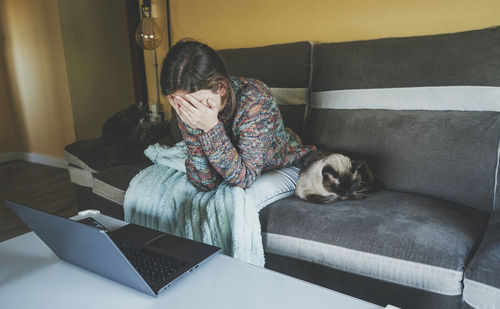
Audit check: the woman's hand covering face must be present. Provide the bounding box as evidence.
[169,94,220,133]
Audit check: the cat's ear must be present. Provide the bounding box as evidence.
[351,159,365,172]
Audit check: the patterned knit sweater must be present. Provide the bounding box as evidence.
[176,76,316,191]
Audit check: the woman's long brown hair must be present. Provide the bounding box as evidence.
[160,39,235,120]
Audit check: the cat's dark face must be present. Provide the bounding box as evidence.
[321,162,363,197]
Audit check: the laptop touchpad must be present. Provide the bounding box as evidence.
[147,235,189,253]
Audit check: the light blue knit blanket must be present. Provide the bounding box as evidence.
[123,141,265,267]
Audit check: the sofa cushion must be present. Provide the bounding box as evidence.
[260,190,489,295]
[218,41,312,137]
[307,26,500,213]
[64,138,148,173]
[463,211,500,308]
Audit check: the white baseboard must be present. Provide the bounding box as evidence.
[0,151,68,169]
[0,152,19,163]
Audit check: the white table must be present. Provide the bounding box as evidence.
[0,213,386,309]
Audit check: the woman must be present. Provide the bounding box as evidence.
[160,39,316,191]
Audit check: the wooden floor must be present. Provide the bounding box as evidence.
[0,160,78,242]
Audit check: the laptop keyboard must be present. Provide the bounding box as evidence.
[114,240,190,285]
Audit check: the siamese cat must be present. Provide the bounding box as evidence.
[295,150,382,204]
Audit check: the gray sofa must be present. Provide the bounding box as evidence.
[64,26,500,309]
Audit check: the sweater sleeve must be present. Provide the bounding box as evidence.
[198,94,275,189]
[176,115,222,191]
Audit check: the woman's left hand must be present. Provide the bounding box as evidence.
[174,95,219,133]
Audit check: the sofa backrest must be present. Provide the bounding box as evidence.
[305,26,500,213]
[218,41,312,137]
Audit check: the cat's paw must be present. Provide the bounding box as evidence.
[350,193,366,200]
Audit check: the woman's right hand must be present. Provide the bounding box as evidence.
[168,95,219,133]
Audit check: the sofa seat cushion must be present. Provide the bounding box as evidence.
[260,190,489,295]
[64,138,148,173]
[463,211,500,308]
[92,161,153,206]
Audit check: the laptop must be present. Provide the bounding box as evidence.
[5,200,220,297]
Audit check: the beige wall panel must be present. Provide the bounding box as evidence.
[58,0,136,141]
[0,51,19,153]
[2,0,75,158]
[0,0,23,153]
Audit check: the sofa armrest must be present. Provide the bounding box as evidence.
[463,211,500,308]
[64,138,150,173]
[64,112,184,173]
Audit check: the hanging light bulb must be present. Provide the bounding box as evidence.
[135,0,162,50]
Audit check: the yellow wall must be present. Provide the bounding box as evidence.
[1,0,75,158]
[169,0,500,50]
[0,46,20,153]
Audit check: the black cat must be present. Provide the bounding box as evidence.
[101,102,173,146]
